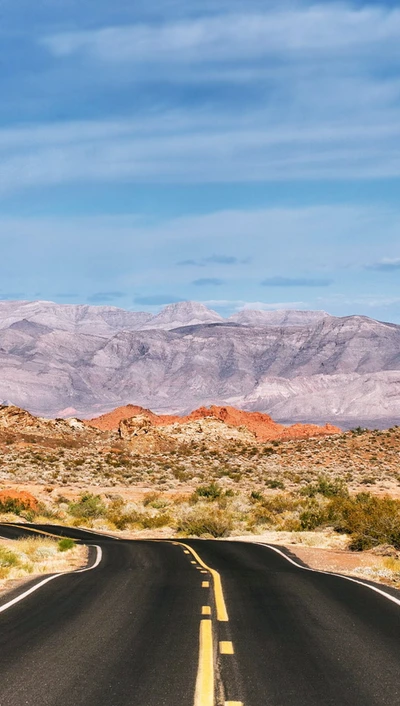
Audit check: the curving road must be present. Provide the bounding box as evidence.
[0,523,399,706]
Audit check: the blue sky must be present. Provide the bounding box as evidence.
[1,0,400,320]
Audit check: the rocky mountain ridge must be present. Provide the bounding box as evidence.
[0,299,399,426]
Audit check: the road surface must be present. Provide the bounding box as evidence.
[0,522,399,706]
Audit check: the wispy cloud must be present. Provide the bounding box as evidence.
[261,276,333,287]
[239,301,307,311]
[0,5,397,193]
[203,299,308,311]
[87,291,126,303]
[192,278,224,286]
[178,254,245,266]
[365,258,400,272]
[42,7,400,64]
[177,259,204,267]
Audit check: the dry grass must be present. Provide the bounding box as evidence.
[0,537,86,590]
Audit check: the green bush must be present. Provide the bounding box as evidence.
[300,476,348,499]
[0,498,30,515]
[68,493,106,519]
[194,483,223,501]
[327,493,400,550]
[0,546,20,567]
[266,479,285,490]
[299,504,328,530]
[250,490,264,502]
[58,538,75,552]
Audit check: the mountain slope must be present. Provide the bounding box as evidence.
[0,300,399,424]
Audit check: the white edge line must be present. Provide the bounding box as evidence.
[0,544,102,614]
[258,543,400,608]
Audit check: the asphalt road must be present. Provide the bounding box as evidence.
[0,523,399,706]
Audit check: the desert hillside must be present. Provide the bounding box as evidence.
[2,402,400,586]
[0,403,398,498]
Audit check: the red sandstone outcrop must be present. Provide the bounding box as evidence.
[87,403,340,441]
[0,489,39,511]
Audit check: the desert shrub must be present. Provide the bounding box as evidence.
[193,483,223,501]
[266,479,285,490]
[143,492,169,509]
[328,493,400,550]
[58,538,75,552]
[0,498,31,515]
[0,546,20,568]
[177,508,233,537]
[300,476,348,499]
[140,513,171,529]
[261,494,299,515]
[249,507,274,526]
[299,503,328,530]
[250,490,264,502]
[68,493,106,519]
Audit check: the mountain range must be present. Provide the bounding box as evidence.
[0,299,399,428]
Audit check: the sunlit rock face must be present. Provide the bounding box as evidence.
[0,300,399,427]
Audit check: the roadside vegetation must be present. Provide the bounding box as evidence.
[3,479,400,555]
[0,536,86,589]
[2,423,400,587]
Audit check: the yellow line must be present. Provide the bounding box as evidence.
[191,560,197,564]
[225,702,243,705]
[220,641,234,655]
[178,542,229,622]
[202,581,210,588]
[195,620,214,706]
[202,605,211,615]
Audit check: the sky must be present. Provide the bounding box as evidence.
[1,0,400,321]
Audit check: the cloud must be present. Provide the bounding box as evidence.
[42,7,400,64]
[365,258,400,272]
[133,294,184,305]
[239,301,307,311]
[87,291,126,303]
[192,278,225,286]
[1,108,400,193]
[178,254,242,266]
[0,3,398,193]
[202,299,307,311]
[177,259,204,267]
[205,255,239,265]
[261,276,333,287]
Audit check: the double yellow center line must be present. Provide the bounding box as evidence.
[174,541,243,706]
[178,542,229,622]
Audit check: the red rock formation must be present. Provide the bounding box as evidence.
[86,405,159,431]
[86,403,341,441]
[0,489,39,511]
